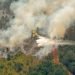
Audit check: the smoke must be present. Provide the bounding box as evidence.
[0,0,6,3]
[0,0,75,58]
[0,0,62,47]
[35,0,75,58]
[34,45,53,59]
[48,3,75,39]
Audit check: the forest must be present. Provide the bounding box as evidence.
[0,0,75,75]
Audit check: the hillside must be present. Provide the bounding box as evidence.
[0,0,75,75]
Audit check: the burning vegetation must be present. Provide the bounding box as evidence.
[0,0,75,75]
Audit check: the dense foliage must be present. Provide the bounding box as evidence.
[59,46,75,75]
[28,58,68,75]
[0,52,40,75]
[0,52,69,75]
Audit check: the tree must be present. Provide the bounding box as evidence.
[29,59,68,75]
[14,63,23,72]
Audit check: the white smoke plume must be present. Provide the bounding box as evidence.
[35,35,75,58]
[0,0,47,47]
[0,0,75,58]
[48,0,75,38]
[34,45,53,59]
[48,5,75,39]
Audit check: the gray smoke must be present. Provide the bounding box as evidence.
[0,0,75,58]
